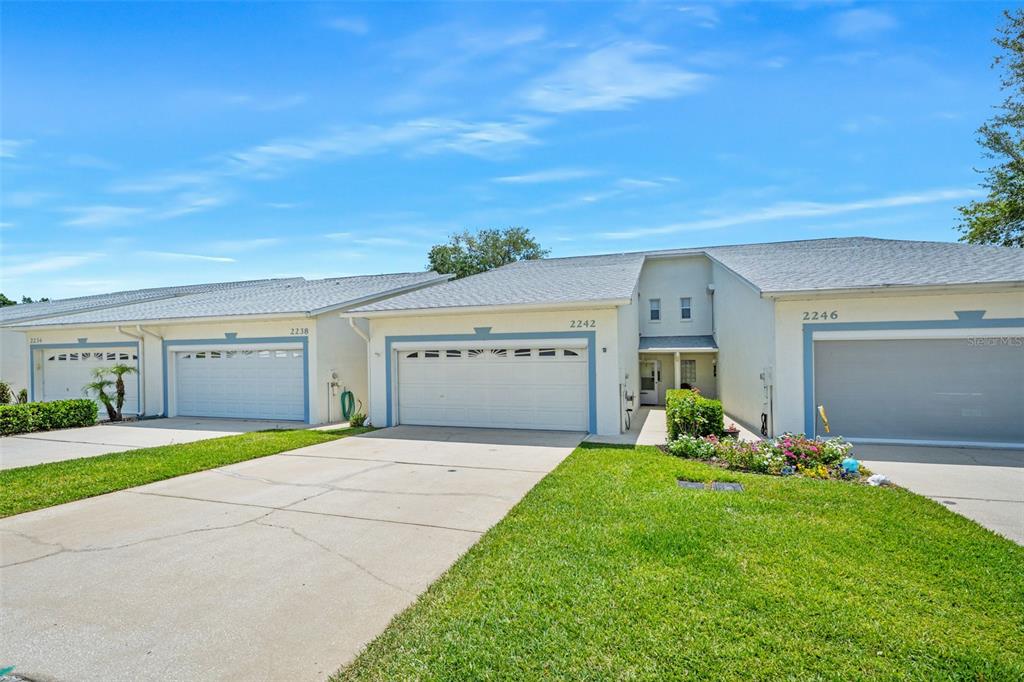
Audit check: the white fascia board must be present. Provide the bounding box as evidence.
[14,311,311,330]
[639,347,718,353]
[763,281,1024,300]
[340,298,631,318]
[702,254,766,297]
[813,327,1024,341]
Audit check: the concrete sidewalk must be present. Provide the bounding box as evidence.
[0,417,341,470]
[858,443,1024,544]
[0,425,581,681]
[586,407,761,446]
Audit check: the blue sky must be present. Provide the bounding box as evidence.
[0,1,1007,299]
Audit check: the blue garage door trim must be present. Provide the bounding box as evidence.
[802,310,1024,436]
[385,327,598,433]
[29,340,140,404]
[161,335,310,423]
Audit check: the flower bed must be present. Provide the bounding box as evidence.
[666,432,872,481]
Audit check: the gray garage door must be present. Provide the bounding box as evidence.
[813,338,1024,445]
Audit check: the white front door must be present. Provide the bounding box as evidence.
[174,347,305,421]
[639,359,660,405]
[397,346,588,431]
[42,348,140,415]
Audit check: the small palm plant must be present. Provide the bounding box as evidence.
[84,369,118,421]
[109,364,137,418]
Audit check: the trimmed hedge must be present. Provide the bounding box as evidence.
[665,389,724,439]
[0,399,98,436]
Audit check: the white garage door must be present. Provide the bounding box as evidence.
[42,349,139,414]
[814,338,1024,445]
[397,346,588,431]
[174,348,305,421]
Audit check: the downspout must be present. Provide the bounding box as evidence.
[116,326,146,416]
[348,316,370,343]
[137,326,165,417]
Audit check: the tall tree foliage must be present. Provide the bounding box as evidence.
[958,9,1024,247]
[427,227,549,279]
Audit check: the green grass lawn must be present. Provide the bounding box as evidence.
[338,443,1024,681]
[0,426,373,518]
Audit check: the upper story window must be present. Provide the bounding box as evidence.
[649,298,661,321]
[680,297,692,320]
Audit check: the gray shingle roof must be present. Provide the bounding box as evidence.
[639,335,718,351]
[702,237,1024,293]
[351,253,646,313]
[13,272,447,327]
[351,237,1024,314]
[0,278,298,324]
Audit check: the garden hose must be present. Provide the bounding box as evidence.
[340,390,355,421]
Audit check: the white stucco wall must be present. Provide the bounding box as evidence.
[616,294,640,430]
[772,288,1024,436]
[711,263,775,435]
[1,329,30,395]
[364,306,623,434]
[637,255,714,337]
[20,317,340,423]
[314,313,370,424]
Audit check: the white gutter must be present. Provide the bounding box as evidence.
[340,298,631,319]
[762,280,1024,300]
[348,317,370,343]
[116,326,146,416]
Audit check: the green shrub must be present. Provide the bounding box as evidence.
[666,434,716,459]
[0,399,98,436]
[0,381,12,404]
[665,389,724,439]
[349,412,367,427]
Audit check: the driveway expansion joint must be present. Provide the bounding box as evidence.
[129,490,486,535]
[280,451,552,473]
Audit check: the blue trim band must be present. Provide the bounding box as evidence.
[384,328,598,433]
[29,341,140,404]
[802,312,1024,436]
[161,336,310,423]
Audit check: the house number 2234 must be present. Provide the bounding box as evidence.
[802,311,839,321]
[569,319,596,328]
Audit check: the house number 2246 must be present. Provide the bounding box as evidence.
[802,311,839,321]
[569,319,596,328]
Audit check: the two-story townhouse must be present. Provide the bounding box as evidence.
[346,237,1024,448]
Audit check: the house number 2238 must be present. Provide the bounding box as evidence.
[569,319,596,328]
[802,311,839,321]
[290,327,309,335]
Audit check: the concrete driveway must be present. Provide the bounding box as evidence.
[0,417,320,470]
[858,444,1024,544]
[0,425,581,681]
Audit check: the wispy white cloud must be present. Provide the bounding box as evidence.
[600,188,981,239]
[177,90,308,112]
[154,193,228,219]
[494,168,599,184]
[352,237,415,247]
[0,221,15,230]
[114,117,546,196]
[62,205,146,227]
[522,43,706,113]
[0,139,32,159]
[676,5,720,29]
[324,231,351,240]
[139,251,236,263]
[326,17,369,35]
[207,237,282,252]
[840,115,886,134]
[266,202,300,209]
[833,9,898,40]
[66,153,117,170]
[5,190,56,208]
[4,254,99,277]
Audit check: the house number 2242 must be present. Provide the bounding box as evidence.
[802,311,839,321]
[569,319,596,328]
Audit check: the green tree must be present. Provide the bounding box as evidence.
[958,9,1024,247]
[427,227,549,279]
[108,364,137,417]
[84,371,118,421]
[20,296,50,304]
[0,294,16,307]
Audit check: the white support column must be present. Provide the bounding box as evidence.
[673,352,681,390]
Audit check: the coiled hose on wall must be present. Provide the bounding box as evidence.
[340,390,355,421]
